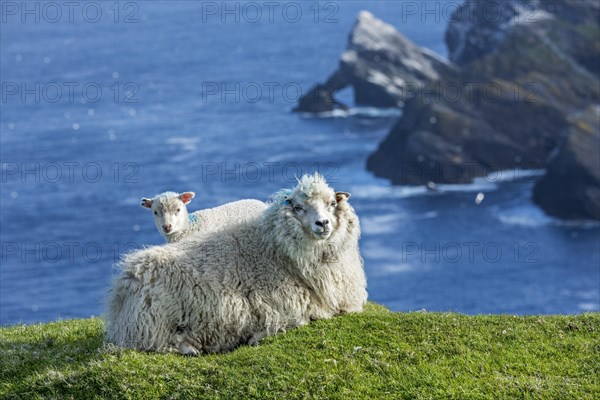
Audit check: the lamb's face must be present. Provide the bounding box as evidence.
[141,192,194,238]
[287,190,350,241]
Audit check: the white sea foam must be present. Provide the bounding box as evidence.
[166,137,202,162]
[361,213,402,235]
[362,241,403,260]
[478,168,546,183]
[373,263,416,275]
[495,204,600,228]
[298,107,401,119]
[166,136,201,152]
[349,184,429,199]
[351,170,543,201]
[419,211,438,219]
[496,212,553,227]
[434,169,544,191]
[350,107,402,117]
[435,181,498,192]
[578,302,600,312]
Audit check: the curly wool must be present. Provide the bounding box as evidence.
[105,175,367,354]
[169,199,267,243]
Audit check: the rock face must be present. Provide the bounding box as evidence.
[364,0,600,218]
[446,0,545,66]
[298,1,599,218]
[293,11,455,113]
[293,68,350,113]
[533,107,600,220]
[366,81,570,184]
[446,0,600,74]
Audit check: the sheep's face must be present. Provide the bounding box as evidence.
[287,190,350,241]
[141,192,194,238]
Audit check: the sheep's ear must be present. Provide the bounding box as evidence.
[179,192,195,204]
[141,198,153,209]
[335,192,350,204]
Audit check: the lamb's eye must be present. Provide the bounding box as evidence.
[154,211,158,216]
[330,201,336,207]
[294,205,303,212]
[176,208,180,213]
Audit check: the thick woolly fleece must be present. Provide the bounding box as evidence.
[167,199,267,243]
[105,175,367,354]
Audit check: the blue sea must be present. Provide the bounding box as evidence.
[1,1,599,325]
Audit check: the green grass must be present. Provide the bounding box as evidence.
[1,303,599,399]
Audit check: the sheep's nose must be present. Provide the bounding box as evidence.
[163,224,172,232]
[315,219,329,227]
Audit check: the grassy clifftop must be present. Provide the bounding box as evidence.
[1,303,598,399]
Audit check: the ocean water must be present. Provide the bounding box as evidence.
[1,1,598,325]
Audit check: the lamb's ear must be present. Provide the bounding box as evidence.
[179,192,195,204]
[141,198,153,209]
[335,192,351,204]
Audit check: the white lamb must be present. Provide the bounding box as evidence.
[106,173,367,355]
[140,191,267,242]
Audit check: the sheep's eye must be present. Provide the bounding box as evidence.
[154,211,158,216]
[330,201,337,207]
[293,205,303,212]
[176,208,180,213]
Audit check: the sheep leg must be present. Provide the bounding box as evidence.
[170,328,201,356]
[179,341,200,356]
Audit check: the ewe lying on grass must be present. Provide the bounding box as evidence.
[141,191,266,242]
[106,173,367,354]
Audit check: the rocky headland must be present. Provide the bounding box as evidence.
[296,0,600,219]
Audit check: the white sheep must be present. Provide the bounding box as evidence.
[140,191,267,242]
[105,173,367,355]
